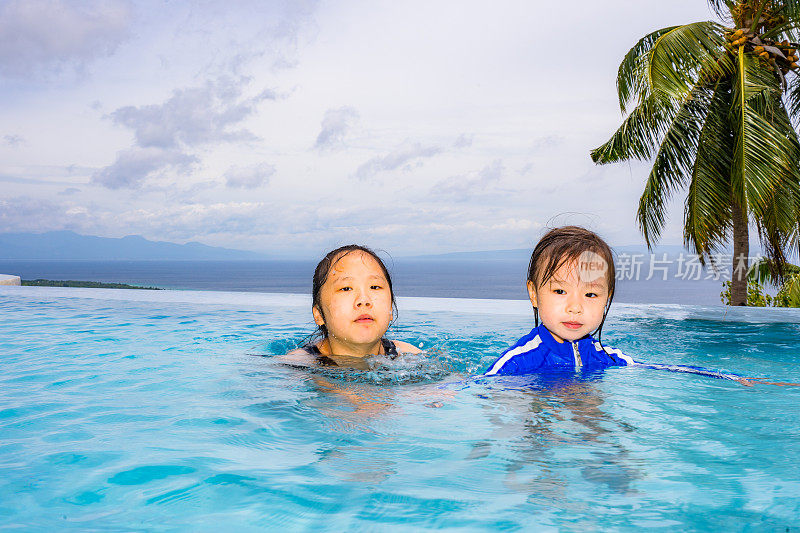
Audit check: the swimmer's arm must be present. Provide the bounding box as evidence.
[746,378,800,387]
[392,340,423,354]
[632,362,753,386]
[274,349,315,368]
[633,362,800,387]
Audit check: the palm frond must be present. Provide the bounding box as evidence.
[617,26,680,113]
[755,189,793,277]
[775,0,800,23]
[752,98,800,275]
[788,179,800,255]
[760,19,800,41]
[684,176,732,259]
[683,80,735,259]
[648,21,727,98]
[782,274,800,306]
[706,0,736,20]
[731,47,800,220]
[747,257,800,284]
[591,94,678,164]
[749,257,800,308]
[636,84,717,247]
[785,72,800,119]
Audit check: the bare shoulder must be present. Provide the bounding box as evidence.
[274,349,315,367]
[392,340,422,354]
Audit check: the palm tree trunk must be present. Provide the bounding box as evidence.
[731,200,749,306]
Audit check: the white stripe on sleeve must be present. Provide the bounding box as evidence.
[485,336,542,375]
[594,341,635,365]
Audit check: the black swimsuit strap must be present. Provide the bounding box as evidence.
[304,343,321,355]
[381,338,399,357]
[303,338,398,365]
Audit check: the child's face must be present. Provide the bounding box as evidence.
[528,258,610,343]
[313,251,393,354]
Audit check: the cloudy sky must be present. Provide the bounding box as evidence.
[0,0,718,257]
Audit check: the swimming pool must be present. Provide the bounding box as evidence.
[2,286,799,530]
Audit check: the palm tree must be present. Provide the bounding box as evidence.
[748,257,800,305]
[592,0,800,305]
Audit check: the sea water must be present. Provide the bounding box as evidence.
[0,258,726,305]
[1,286,799,530]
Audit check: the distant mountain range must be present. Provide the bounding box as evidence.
[0,231,267,260]
[0,230,724,262]
[400,244,694,262]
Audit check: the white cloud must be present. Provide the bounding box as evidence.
[225,163,276,189]
[109,78,273,149]
[430,159,506,201]
[1,1,714,254]
[0,165,92,186]
[0,196,86,232]
[453,134,473,148]
[122,202,271,238]
[354,142,443,181]
[94,78,276,189]
[92,147,197,189]
[314,106,359,151]
[0,188,649,256]
[531,135,563,151]
[0,0,132,78]
[0,196,275,240]
[3,134,25,146]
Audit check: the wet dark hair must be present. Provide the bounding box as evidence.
[310,244,397,341]
[527,226,615,339]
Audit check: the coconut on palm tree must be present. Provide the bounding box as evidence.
[592,0,800,305]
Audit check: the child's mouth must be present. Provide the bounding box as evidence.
[562,321,583,329]
[355,315,374,323]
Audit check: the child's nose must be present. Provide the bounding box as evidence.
[566,295,582,314]
[355,289,372,307]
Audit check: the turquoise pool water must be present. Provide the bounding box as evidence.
[1,286,800,530]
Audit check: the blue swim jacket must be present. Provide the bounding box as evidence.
[484,324,746,382]
[484,324,632,376]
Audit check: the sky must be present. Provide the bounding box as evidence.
[0,0,721,258]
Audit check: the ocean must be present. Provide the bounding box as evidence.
[0,259,727,305]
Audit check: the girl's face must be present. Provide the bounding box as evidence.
[528,258,610,343]
[312,251,393,355]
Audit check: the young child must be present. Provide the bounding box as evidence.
[485,226,631,376]
[284,244,420,368]
[483,226,769,385]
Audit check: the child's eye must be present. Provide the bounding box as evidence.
[586,292,598,298]
[553,289,565,295]
[370,285,383,290]
[339,286,352,292]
